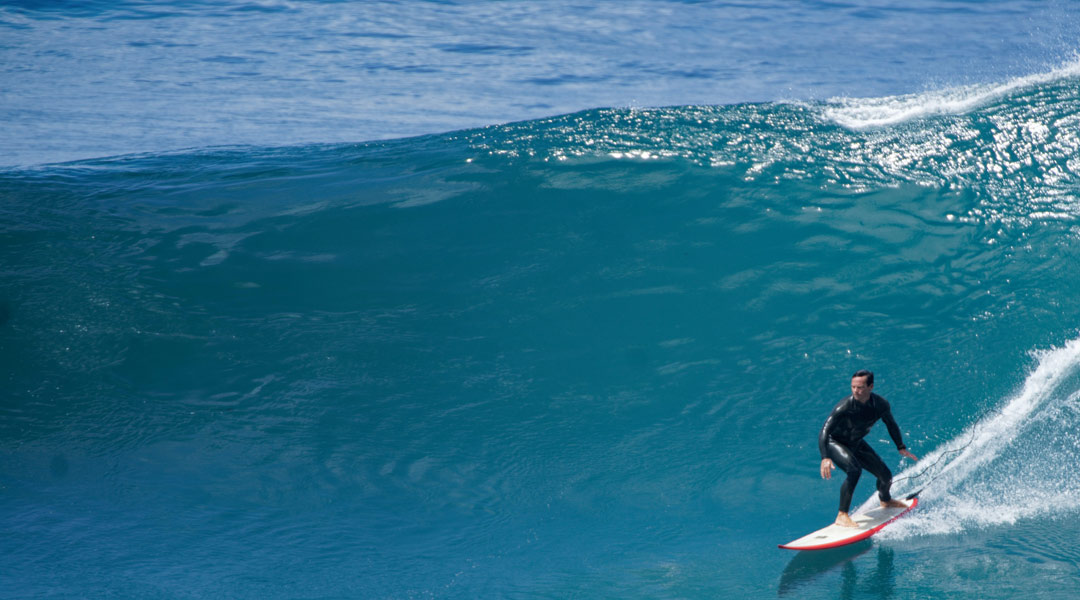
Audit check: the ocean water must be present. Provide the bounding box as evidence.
[4,2,1080,599]
[4,0,1080,166]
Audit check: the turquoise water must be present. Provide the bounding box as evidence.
[5,2,1080,597]
[5,72,1080,597]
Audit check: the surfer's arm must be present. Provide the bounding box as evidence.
[819,406,840,478]
[818,400,845,458]
[880,405,909,452]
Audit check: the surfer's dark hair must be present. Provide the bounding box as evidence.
[852,369,874,385]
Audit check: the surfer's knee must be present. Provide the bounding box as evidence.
[843,466,862,483]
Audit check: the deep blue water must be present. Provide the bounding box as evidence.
[4,2,1080,599]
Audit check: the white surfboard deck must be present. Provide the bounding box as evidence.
[779,496,918,550]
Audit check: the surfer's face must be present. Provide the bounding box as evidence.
[851,376,873,402]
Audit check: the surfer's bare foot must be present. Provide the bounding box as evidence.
[834,512,858,527]
[880,499,907,509]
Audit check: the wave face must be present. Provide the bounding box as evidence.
[4,70,1080,598]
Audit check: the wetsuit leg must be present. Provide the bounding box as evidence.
[826,439,862,513]
[850,440,894,503]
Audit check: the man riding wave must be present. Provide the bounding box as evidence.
[819,370,919,527]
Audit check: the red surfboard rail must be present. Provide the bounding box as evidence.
[778,497,918,550]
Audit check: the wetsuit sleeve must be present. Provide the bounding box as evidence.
[880,401,907,451]
[818,400,846,459]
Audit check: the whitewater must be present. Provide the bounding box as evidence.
[868,338,1080,538]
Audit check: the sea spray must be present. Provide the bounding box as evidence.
[821,57,1080,129]
[871,337,1080,539]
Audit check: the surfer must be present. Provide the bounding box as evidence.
[819,370,918,527]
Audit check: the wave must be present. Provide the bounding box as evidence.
[822,57,1080,129]
[864,337,1080,539]
[470,63,1080,228]
[7,56,1080,233]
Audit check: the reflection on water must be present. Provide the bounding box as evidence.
[779,543,895,599]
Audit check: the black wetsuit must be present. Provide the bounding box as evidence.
[818,393,907,513]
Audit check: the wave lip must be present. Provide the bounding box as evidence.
[822,58,1080,129]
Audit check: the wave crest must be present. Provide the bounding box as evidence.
[822,58,1080,128]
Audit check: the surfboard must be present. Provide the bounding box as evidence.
[778,495,918,550]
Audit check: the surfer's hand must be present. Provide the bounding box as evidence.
[820,458,834,479]
[899,449,918,461]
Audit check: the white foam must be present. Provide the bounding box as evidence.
[823,59,1080,129]
[858,337,1080,540]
